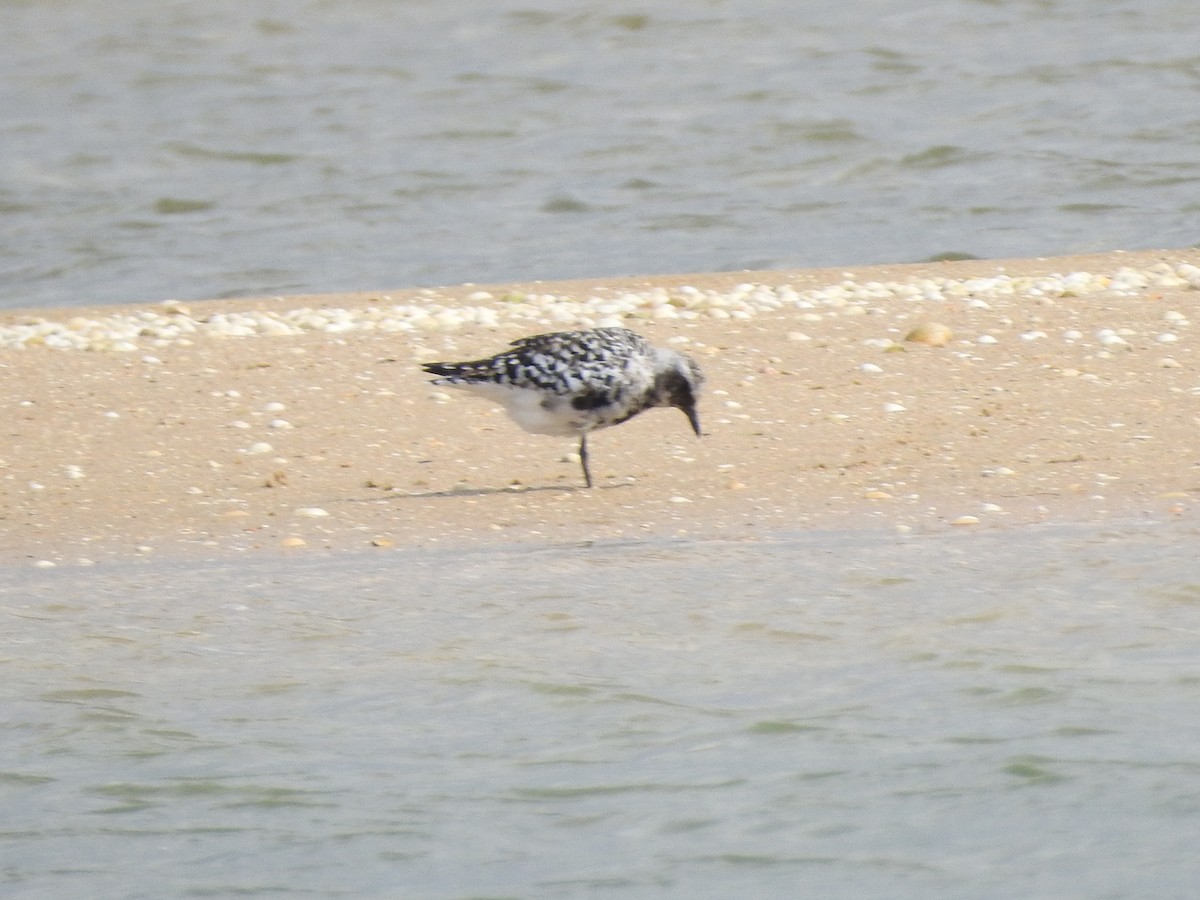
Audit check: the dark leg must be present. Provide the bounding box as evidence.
[579,434,592,488]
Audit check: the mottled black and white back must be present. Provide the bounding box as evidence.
[422,327,704,487]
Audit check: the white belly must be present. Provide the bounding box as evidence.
[447,382,590,436]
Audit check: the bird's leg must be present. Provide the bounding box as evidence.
[579,434,592,488]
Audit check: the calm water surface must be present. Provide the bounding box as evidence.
[2,0,1199,309]
[4,522,1200,898]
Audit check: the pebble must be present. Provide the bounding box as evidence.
[904,322,954,346]
[293,507,330,517]
[2,262,1196,352]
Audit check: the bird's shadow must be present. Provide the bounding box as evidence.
[392,481,634,500]
[332,481,634,503]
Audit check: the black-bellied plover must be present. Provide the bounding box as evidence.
[422,327,704,487]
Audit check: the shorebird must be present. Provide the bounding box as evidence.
[422,327,704,487]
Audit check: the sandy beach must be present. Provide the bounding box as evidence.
[3,248,1199,565]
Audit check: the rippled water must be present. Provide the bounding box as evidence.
[4,523,1200,898]
[1,0,1199,309]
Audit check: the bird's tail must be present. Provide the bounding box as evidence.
[421,362,461,377]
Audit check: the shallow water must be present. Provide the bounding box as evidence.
[4,522,1200,898]
[1,0,1199,309]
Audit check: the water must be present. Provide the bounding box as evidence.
[1,0,1199,310]
[4,522,1200,898]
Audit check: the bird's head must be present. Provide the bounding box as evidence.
[656,352,705,437]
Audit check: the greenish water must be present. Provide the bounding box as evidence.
[3,522,1200,898]
[2,0,1199,308]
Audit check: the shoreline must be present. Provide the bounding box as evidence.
[3,248,1200,566]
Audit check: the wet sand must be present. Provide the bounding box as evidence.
[3,248,1199,565]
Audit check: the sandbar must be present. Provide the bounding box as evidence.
[3,248,1199,565]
